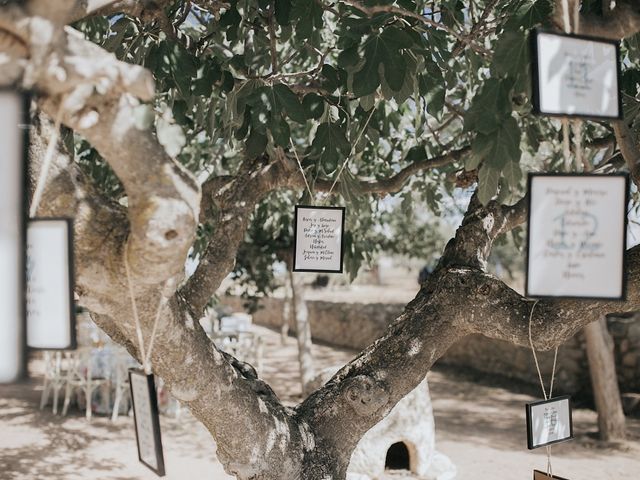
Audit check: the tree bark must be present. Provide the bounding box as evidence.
[289,271,315,397]
[4,2,640,479]
[583,319,627,441]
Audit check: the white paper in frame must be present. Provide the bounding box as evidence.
[526,396,574,450]
[293,205,345,273]
[531,30,622,120]
[0,90,28,383]
[525,173,628,300]
[129,369,166,477]
[27,218,76,350]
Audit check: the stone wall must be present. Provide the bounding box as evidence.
[220,296,640,397]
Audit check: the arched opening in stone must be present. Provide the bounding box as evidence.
[384,441,410,471]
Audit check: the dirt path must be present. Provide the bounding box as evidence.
[1,325,638,479]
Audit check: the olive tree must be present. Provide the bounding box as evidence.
[2,0,640,478]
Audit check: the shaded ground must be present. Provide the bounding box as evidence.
[1,324,639,479]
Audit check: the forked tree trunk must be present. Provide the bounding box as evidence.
[289,270,315,397]
[583,318,627,441]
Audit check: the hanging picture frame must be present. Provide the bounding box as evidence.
[0,89,29,383]
[525,173,629,300]
[129,369,166,476]
[526,395,574,450]
[531,29,622,120]
[26,218,76,350]
[293,205,345,273]
[534,471,571,480]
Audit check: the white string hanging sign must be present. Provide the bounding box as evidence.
[290,105,376,273]
[525,301,574,479]
[123,241,171,374]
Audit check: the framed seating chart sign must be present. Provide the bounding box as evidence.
[0,90,28,383]
[531,30,622,120]
[525,173,628,300]
[526,396,574,450]
[27,218,76,350]
[293,205,345,273]
[129,369,166,477]
[533,471,571,480]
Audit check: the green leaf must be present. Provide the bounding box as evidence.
[503,159,523,188]
[246,129,267,158]
[338,47,359,68]
[492,30,528,78]
[506,0,553,30]
[477,164,500,205]
[359,93,375,111]
[405,145,427,162]
[321,64,342,92]
[471,116,522,170]
[353,27,414,96]
[302,93,324,119]
[292,0,323,39]
[275,0,292,25]
[270,115,291,147]
[464,79,513,134]
[272,84,307,123]
[311,122,350,173]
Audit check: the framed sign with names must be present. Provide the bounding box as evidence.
[531,29,622,120]
[525,173,628,300]
[27,218,76,350]
[0,90,29,383]
[293,205,345,273]
[129,369,166,477]
[534,471,571,480]
[526,396,574,450]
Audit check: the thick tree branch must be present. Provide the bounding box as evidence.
[310,146,470,195]
[613,121,640,188]
[0,14,201,284]
[183,145,468,317]
[180,153,299,315]
[554,0,640,39]
[295,191,638,476]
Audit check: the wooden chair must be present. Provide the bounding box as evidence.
[39,351,66,414]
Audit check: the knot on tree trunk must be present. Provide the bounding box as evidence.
[344,375,389,416]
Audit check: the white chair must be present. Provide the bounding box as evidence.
[61,348,108,421]
[39,351,66,414]
[110,349,136,421]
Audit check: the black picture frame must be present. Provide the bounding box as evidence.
[129,369,166,477]
[26,217,77,351]
[525,172,629,301]
[530,29,623,121]
[0,89,29,383]
[292,205,346,273]
[526,395,574,450]
[533,470,571,480]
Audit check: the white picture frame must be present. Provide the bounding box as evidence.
[525,173,628,300]
[293,205,345,273]
[526,396,574,450]
[0,90,28,383]
[27,218,76,350]
[531,29,622,120]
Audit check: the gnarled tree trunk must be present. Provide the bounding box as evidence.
[3,1,640,479]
